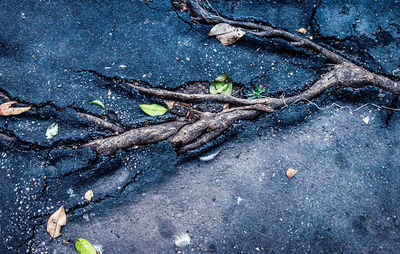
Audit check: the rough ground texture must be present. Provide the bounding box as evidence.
[0,0,399,253]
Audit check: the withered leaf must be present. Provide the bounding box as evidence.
[286,168,298,179]
[296,27,307,34]
[209,23,246,46]
[0,101,31,116]
[164,100,176,109]
[47,205,67,239]
[181,3,187,12]
[84,190,94,202]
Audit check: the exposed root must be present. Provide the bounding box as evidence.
[177,109,261,153]
[77,112,125,134]
[83,121,185,155]
[0,132,18,143]
[81,0,399,155]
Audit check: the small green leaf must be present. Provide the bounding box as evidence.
[210,73,233,96]
[75,238,97,254]
[89,100,105,109]
[46,123,58,139]
[139,104,168,116]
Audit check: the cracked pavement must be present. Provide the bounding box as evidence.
[0,0,399,253]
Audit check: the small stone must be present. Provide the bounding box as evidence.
[84,190,94,202]
[362,116,370,125]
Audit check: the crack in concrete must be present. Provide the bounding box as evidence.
[15,164,144,252]
[309,0,323,38]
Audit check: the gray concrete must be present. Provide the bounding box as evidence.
[0,0,399,253]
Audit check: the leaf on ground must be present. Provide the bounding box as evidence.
[163,100,176,109]
[209,23,246,46]
[47,205,66,239]
[84,190,94,202]
[46,123,59,139]
[181,3,187,12]
[139,104,168,116]
[75,238,97,254]
[89,100,105,109]
[296,27,307,34]
[286,168,298,179]
[210,73,233,96]
[0,101,31,116]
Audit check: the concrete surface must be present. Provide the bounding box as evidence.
[0,0,399,253]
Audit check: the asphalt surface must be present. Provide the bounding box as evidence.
[0,0,399,253]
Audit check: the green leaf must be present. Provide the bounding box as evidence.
[46,123,58,139]
[89,100,105,109]
[210,73,233,96]
[139,104,168,116]
[75,238,97,254]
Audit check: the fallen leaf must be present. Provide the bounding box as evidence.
[181,3,187,12]
[163,100,176,109]
[47,205,66,239]
[210,73,232,95]
[296,27,307,34]
[362,116,370,125]
[84,190,94,202]
[0,101,31,116]
[139,104,168,116]
[286,168,298,179]
[46,123,59,139]
[210,73,233,96]
[75,238,97,254]
[209,23,246,46]
[89,100,105,109]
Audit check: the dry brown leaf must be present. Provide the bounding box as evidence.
[181,3,187,12]
[222,103,230,111]
[296,27,307,34]
[209,23,246,46]
[286,168,298,179]
[0,101,31,116]
[164,100,176,109]
[84,190,94,202]
[47,205,66,239]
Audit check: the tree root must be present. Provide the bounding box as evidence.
[81,0,399,155]
[83,121,185,155]
[76,112,125,134]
